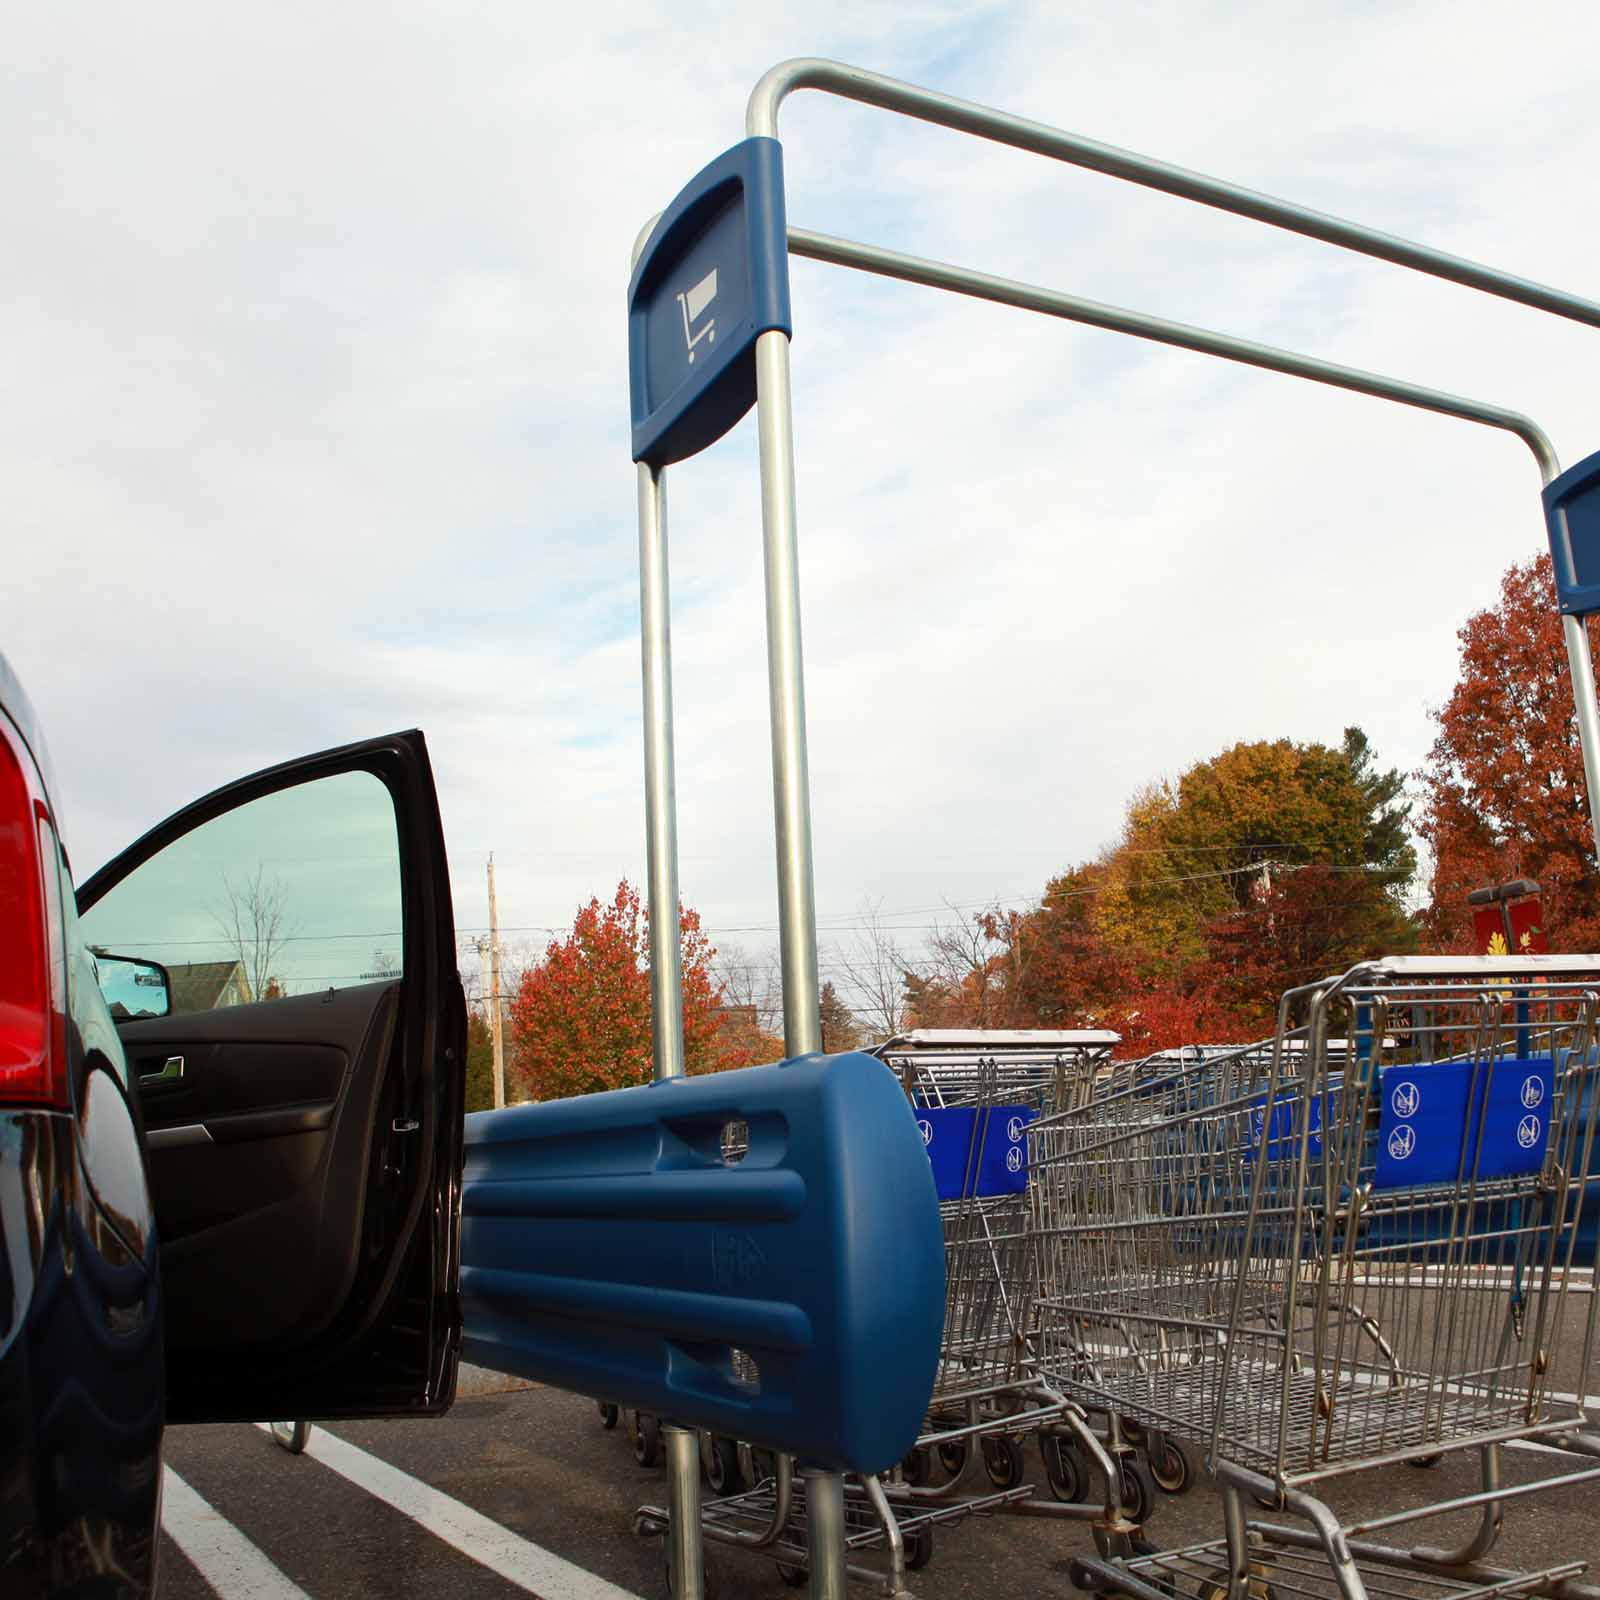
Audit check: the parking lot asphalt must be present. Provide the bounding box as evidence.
[157,1366,1600,1600]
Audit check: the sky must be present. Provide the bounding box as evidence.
[6,0,1600,1011]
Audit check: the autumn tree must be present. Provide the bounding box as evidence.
[1093,731,1414,970]
[818,981,861,1052]
[1419,552,1600,949]
[464,1008,496,1113]
[506,880,737,1101]
[961,730,1417,1049]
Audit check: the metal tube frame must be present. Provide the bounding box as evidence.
[630,55,1600,1600]
[745,54,1600,860]
[638,463,685,1084]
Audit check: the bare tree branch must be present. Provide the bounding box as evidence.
[834,898,915,1043]
[212,866,295,1003]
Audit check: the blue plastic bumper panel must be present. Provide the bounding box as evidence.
[459,1051,944,1476]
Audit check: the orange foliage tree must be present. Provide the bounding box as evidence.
[1419,553,1600,950]
[900,731,1416,1054]
[506,880,753,1101]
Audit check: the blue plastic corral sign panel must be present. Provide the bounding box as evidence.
[1544,448,1600,617]
[1375,1057,1553,1189]
[628,137,791,469]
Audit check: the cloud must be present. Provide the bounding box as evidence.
[5,0,1599,989]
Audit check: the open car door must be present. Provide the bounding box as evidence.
[77,731,466,1423]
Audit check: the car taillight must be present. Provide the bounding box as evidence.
[0,713,68,1108]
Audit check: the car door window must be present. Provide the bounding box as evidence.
[81,770,403,1016]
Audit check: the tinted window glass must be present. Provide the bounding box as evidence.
[82,771,403,1015]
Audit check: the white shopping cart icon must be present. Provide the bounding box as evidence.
[677,268,718,362]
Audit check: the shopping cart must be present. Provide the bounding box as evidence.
[633,1042,1159,1593]
[872,1043,1177,1582]
[877,1028,1121,1119]
[1039,954,1600,1600]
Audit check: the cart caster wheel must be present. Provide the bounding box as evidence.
[1117,1457,1155,1528]
[597,1402,620,1430]
[270,1421,310,1455]
[1068,1557,1101,1592]
[633,1412,663,1469]
[936,1439,969,1479]
[982,1434,1026,1490]
[749,1448,778,1487]
[1147,1437,1192,1495]
[1200,1567,1277,1600]
[1408,1453,1444,1469]
[904,1523,934,1571]
[777,1562,808,1588]
[1118,1416,1146,1446]
[900,1446,933,1487]
[703,1435,742,1496]
[1041,1436,1089,1503]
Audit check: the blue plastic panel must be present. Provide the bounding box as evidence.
[1543,449,1600,616]
[459,1052,943,1475]
[1243,1086,1326,1164]
[628,138,791,469]
[916,1105,1034,1199]
[1375,1057,1552,1189]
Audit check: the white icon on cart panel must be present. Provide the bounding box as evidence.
[1518,1115,1543,1149]
[1007,1116,1024,1142]
[917,1119,933,1146]
[1521,1075,1546,1110]
[1005,1146,1023,1173]
[1390,1081,1421,1119]
[677,268,718,362]
[1387,1124,1416,1162]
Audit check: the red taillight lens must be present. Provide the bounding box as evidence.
[0,714,67,1107]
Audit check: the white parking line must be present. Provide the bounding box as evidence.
[257,1424,645,1600]
[161,1466,312,1600]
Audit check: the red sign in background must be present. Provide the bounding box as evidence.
[1472,896,1548,955]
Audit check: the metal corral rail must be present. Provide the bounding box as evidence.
[1036,953,1600,1600]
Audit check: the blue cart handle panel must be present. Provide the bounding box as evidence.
[459,1052,945,1476]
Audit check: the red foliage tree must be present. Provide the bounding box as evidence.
[1419,553,1600,950]
[506,880,748,1101]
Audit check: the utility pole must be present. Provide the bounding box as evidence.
[486,854,506,1108]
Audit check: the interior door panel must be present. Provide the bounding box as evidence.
[77,731,466,1423]
[120,982,399,1349]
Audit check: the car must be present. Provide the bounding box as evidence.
[0,649,467,1598]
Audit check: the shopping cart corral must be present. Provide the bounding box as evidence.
[630,1036,1173,1596]
[1039,954,1600,1600]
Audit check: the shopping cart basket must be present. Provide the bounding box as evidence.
[1052,954,1600,1600]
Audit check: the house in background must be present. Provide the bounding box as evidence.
[165,959,251,1013]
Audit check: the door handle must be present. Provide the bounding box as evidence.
[139,1056,185,1086]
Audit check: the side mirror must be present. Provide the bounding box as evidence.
[93,953,172,1022]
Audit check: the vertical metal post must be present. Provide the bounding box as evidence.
[486,853,505,1107]
[753,329,842,1599]
[638,462,701,1599]
[638,462,686,1083]
[753,329,822,1058]
[664,1425,706,1598]
[803,1471,849,1600]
